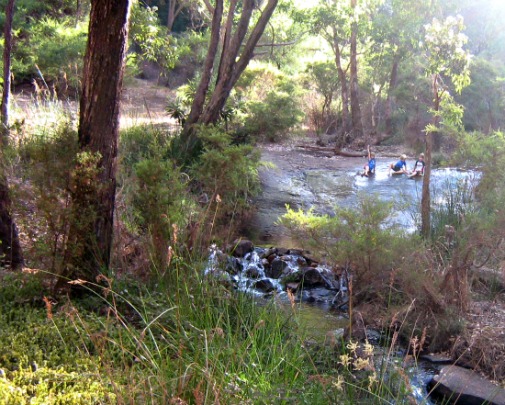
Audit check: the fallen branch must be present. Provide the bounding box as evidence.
[296,144,367,157]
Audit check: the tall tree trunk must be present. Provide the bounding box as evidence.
[182,0,278,149]
[349,0,363,141]
[182,0,224,140]
[200,0,278,125]
[0,154,23,269]
[421,74,439,238]
[0,0,23,270]
[167,0,184,32]
[385,53,399,135]
[333,41,351,139]
[1,0,15,145]
[167,0,175,31]
[67,0,131,279]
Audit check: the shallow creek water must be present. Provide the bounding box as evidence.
[243,147,480,404]
[250,148,480,246]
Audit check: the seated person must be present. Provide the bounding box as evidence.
[361,146,376,177]
[408,153,425,178]
[389,154,407,175]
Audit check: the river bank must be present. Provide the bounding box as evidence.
[246,135,505,393]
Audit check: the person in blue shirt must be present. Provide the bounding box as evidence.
[389,154,407,175]
[408,153,425,178]
[361,145,376,177]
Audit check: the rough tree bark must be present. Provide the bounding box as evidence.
[333,39,351,139]
[167,0,185,32]
[184,0,223,129]
[182,0,279,151]
[349,0,363,141]
[200,0,278,125]
[421,74,440,238]
[385,53,399,136]
[67,0,131,279]
[0,159,23,269]
[1,0,15,144]
[0,0,23,270]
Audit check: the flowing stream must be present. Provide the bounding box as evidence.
[250,147,480,246]
[240,146,482,404]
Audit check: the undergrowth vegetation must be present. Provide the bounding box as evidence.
[0,263,428,404]
[2,94,505,401]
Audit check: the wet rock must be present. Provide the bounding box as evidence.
[267,258,289,279]
[230,239,254,258]
[302,254,319,266]
[254,279,276,293]
[301,287,337,303]
[277,247,289,256]
[225,257,243,275]
[266,253,277,263]
[245,265,262,279]
[288,248,304,256]
[301,267,326,287]
[261,248,277,259]
[428,365,505,405]
[286,282,300,292]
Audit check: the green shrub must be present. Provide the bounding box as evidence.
[131,157,191,272]
[14,122,78,271]
[280,195,412,293]
[190,127,261,240]
[11,17,87,88]
[118,124,171,178]
[238,62,304,142]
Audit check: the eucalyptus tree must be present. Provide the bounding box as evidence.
[0,0,23,269]
[308,0,384,144]
[368,0,431,136]
[65,0,132,281]
[421,15,471,238]
[181,0,279,155]
[308,1,352,139]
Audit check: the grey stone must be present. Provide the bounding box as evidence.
[301,267,326,287]
[230,239,254,258]
[267,258,289,279]
[254,279,276,293]
[428,365,505,405]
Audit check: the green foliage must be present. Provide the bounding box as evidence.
[132,158,189,271]
[239,63,304,142]
[0,274,114,403]
[430,177,478,241]
[457,58,505,133]
[10,17,87,87]
[128,2,176,77]
[280,195,412,293]
[190,127,261,226]
[14,122,78,270]
[118,124,195,271]
[118,124,171,177]
[424,15,472,92]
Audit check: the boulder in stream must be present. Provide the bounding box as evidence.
[230,238,254,258]
[266,258,289,279]
[428,365,505,405]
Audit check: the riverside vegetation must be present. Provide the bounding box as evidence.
[1,0,505,402]
[1,91,505,403]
